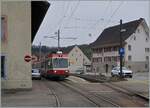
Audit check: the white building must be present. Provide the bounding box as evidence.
[91,18,149,74]
[68,46,91,74]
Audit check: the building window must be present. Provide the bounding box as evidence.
[76,58,78,62]
[128,55,132,61]
[1,56,6,78]
[146,37,149,42]
[112,46,119,51]
[145,48,149,53]
[145,64,148,69]
[112,56,118,62]
[128,45,131,51]
[146,56,149,61]
[1,15,7,42]
[104,57,111,62]
[98,57,102,62]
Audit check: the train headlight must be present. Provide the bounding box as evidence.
[65,70,69,73]
[54,70,57,73]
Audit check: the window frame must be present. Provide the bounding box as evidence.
[128,55,132,61]
[128,45,131,51]
[1,15,8,42]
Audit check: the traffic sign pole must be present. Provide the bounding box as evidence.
[120,19,123,78]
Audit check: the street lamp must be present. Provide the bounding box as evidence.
[119,19,126,78]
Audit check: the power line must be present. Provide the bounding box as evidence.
[48,1,70,37]
[65,1,80,28]
[58,1,70,29]
[68,1,80,20]
[91,1,112,29]
[103,1,124,28]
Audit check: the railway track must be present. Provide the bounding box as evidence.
[68,75,149,107]
[50,89,61,107]
[74,74,149,101]
[44,79,61,107]
[102,83,149,107]
[105,82,149,101]
[59,80,120,107]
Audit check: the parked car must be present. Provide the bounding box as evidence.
[111,66,133,78]
[32,69,41,80]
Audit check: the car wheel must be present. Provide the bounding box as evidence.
[130,76,132,78]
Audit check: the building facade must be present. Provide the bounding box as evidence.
[91,18,149,74]
[1,1,32,89]
[68,46,91,73]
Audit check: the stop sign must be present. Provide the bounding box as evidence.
[24,55,32,62]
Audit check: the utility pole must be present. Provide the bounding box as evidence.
[119,19,123,77]
[44,29,77,52]
[58,29,60,51]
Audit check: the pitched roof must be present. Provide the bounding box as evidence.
[91,18,145,48]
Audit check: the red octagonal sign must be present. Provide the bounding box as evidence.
[24,55,32,62]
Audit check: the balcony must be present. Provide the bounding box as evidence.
[103,51,119,56]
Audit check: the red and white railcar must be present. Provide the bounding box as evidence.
[41,52,69,79]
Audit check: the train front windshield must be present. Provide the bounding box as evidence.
[53,58,68,68]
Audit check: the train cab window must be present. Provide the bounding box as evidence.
[53,58,68,68]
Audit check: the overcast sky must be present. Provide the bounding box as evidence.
[32,0,149,47]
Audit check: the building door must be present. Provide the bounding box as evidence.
[1,56,6,78]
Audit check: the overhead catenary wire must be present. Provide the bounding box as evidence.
[68,1,80,21]
[91,1,112,29]
[103,1,124,29]
[65,1,80,28]
[58,1,70,29]
[90,1,124,38]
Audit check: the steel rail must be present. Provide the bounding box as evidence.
[43,79,61,107]
[50,89,61,107]
[103,83,149,101]
[59,81,120,107]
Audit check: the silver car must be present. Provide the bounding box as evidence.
[111,66,133,78]
[32,69,41,80]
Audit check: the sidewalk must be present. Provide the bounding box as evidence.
[73,72,149,100]
[1,80,56,107]
[111,79,149,99]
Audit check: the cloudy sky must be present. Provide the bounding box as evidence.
[32,0,149,47]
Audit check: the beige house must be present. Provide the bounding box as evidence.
[1,1,49,89]
[68,46,91,73]
[91,18,149,74]
[1,1,32,89]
